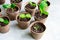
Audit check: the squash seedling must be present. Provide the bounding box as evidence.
[33,24,41,31]
[39,1,48,16]
[19,13,32,19]
[0,17,9,25]
[29,0,36,7]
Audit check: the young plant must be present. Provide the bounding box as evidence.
[0,17,9,25]
[33,24,41,31]
[3,3,16,12]
[29,1,36,7]
[3,4,11,9]
[29,0,36,7]
[19,13,32,19]
[39,1,48,16]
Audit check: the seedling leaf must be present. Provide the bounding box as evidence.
[4,19,9,24]
[3,4,11,9]
[26,13,31,19]
[19,14,26,19]
[0,18,4,22]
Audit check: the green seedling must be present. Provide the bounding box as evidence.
[29,1,36,7]
[39,1,48,16]
[3,4,11,9]
[0,18,4,22]
[26,13,31,19]
[11,3,16,9]
[4,19,9,24]
[3,3,16,12]
[19,13,32,19]
[19,14,26,19]
[34,24,41,31]
[0,17,9,25]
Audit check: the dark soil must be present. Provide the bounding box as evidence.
[17,16,30,22]
[35,10,48,19]
[0,17,9,26]
[0,8,1,12]
[32,22,46,33]
[11,0,22,3]
[46,1,50,6]
[25,2,36,9]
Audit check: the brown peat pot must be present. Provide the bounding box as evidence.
[6,6,19,20]
[10,0,22,9]
[25,2,37,16]
[38,1,50,10]
[16,12,32,29]
[0,0,5,5]
[34,10,48,23]
[0,16,10,33]
[30,21,46,39]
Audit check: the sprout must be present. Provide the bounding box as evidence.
[26,13,31,19]
[19,14,26,19]
[2,3,16,9]
[19,13,32,19]
[0,17,9,25]
[34,24,41,31]
[2,4,11,9]
[0,18,4,22]
[29,1,36,7]
[39,1,48,16]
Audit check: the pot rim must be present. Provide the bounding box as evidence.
[30,21,46,34]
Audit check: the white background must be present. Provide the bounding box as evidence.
[0,0,60,40]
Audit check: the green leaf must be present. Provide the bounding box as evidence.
[4,19,9,25]
[26,13,31,19]
[34,25,40,30]
[43,0,47,1]
[11,3,16,8]
[39,1,48,11]
[19,14,26,19]
[29,2,36,7]
[0,18,4,22]
[2,4,11,9]
[43,11,48,15]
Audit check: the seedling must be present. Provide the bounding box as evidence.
[3,4,11,9]
[34,24,41,31]
[29,0,36,7]
[3,3,16,12]
[3,3,16,9]
[19,13,32,19]
[0,17,9,25]
[39,1,48,16]
[26,13,31,19]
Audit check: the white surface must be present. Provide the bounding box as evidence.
[0,0,60,40]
